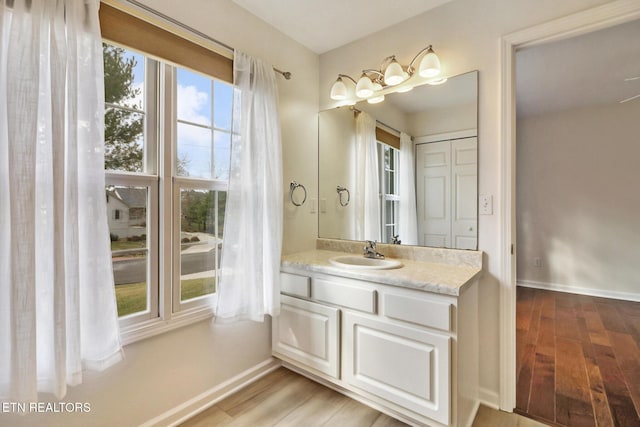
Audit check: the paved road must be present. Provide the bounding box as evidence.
[113,250,219,284]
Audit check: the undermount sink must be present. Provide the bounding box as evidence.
[329,255,403,270]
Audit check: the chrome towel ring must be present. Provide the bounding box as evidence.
[336,185,350,207]
[289,181,307,207]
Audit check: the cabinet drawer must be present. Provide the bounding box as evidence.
[280,272,311,298]
[313,278,376,313]
[382,292,452,331]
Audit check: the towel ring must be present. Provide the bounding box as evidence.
[289,181,307,207]
[336,186,350,207]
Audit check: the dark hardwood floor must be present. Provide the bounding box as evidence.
[516,286,640,427]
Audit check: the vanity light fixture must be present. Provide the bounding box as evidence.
[330,74,357,100]
[329,44,442,103]
[367,83,385,104]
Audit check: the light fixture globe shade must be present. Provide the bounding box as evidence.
[384,60,404,86]
[395,85,413,93]
[367,95,385,104]
[419,49,441,78]
[355,74,374,98]
[330,77,348,100]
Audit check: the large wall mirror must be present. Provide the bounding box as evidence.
[318,70,478,249]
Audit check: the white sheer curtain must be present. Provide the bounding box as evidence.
[0,0,123,401]
[216,51,283,322]
[354,112,381,241]
[398,132,418,245]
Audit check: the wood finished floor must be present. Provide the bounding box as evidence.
[180,367,547,427]
[516,286,640,427]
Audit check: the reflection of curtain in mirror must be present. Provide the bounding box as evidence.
[354,112,381,241]
[398,133,418,245]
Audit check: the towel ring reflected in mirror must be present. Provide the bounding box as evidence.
[289,181,307,207]
[336,185,350,207]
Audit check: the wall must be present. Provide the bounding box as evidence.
[517,101,640,300]
[2,1,319,426]
[319,0,615,403]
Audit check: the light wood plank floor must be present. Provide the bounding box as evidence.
[180,367,549,427]
[516,287,640,427]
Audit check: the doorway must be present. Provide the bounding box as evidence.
[499,0,640,416]
[513,18,640,425]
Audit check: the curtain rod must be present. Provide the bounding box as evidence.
[122,0,292,80]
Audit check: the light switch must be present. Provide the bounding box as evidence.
[479,194,493,215]
[320,198,327,213]
[310,198,317,213]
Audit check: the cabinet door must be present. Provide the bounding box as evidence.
[272,295,340,378]
[343,312,450,425]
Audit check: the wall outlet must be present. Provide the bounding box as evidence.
[479,194,493,215]
[533,257,542,267]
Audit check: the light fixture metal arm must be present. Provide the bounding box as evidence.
[362,69,385,84]
[337,74,358,84]
[407,44,433,75]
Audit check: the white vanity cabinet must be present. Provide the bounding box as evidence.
[272,269,480,427]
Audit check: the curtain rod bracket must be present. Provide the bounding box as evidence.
[274,68,292,80]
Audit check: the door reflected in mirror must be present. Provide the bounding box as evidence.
[318,71,478,250]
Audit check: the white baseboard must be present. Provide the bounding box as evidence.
[478,387,500,411]
[140,358,282,427]
[517,279,640,302]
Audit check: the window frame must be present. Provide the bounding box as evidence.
[378,142,400,243]
[103,43,233,344]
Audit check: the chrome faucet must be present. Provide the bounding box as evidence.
[364,240,385,259]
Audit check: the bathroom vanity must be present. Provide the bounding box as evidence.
[272,239,482,427]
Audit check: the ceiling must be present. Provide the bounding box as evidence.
[516,18,640,118]
[231,0,452,54]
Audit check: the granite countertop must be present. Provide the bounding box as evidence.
[281,249,482,296]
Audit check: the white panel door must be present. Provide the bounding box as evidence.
[272,295,340,378]
[451,137,477,249]
[416,141,450,247]
[343,312,451,425]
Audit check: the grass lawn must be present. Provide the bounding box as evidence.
[115,277,216,317]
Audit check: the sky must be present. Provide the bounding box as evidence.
[126,48,234,180]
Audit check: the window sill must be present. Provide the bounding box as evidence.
[119,305,215,346]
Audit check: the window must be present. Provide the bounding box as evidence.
[379,143,400,243]
[103,41,233,332]
[173,67,233,310]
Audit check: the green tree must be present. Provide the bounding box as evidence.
[103,43,144,172]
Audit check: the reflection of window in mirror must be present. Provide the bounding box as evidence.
[378,143,399,243]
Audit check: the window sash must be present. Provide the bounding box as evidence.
[105,173,160,326]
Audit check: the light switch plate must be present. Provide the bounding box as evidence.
[479,194,493,215]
